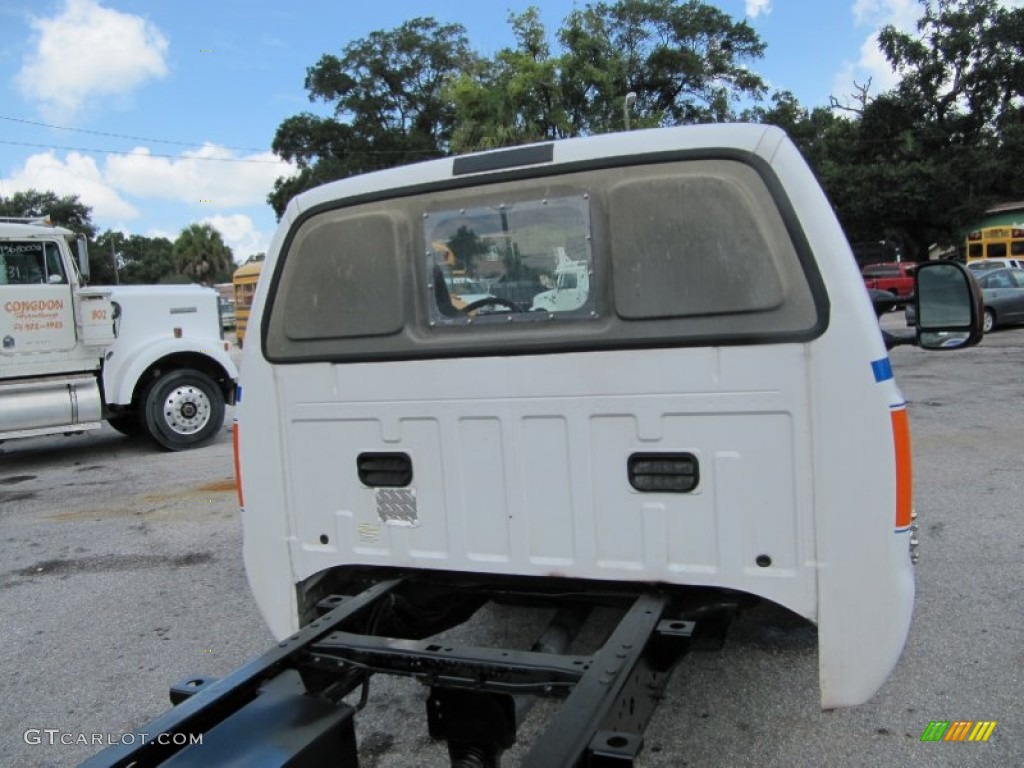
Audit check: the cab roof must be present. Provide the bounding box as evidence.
[285,123,786,223]
[0,221,75,238]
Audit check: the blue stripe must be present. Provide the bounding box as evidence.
[871,358,893,382]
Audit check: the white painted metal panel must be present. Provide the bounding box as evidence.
[276,344,816,621]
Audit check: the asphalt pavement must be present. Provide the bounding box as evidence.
[0,324,1021,767]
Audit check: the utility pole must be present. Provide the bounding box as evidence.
[624,91,637,131]
[110,232,120,284]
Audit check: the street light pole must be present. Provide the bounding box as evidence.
[110,232,120,284]
[624,91,637,131]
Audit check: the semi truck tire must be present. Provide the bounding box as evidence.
[142,368,225,450]
[106,414,145,437]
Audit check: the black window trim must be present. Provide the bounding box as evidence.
[262,147,831,365]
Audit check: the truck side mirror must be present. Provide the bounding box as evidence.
[912,261,983,350]
[76,236,90,282]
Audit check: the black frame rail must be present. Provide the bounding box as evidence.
[81,575,724,768]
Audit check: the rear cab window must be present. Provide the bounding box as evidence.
[265,157,825,362]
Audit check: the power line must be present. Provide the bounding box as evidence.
[0,114,268,154]
[0,139,288,164]
[0,136,450,163]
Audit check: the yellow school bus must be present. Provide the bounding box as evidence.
[965,225,1024,262]
[232,259,262,347]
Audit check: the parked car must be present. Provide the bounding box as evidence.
[219,296,236,329]
[862,262,918,298]
[906,267,1024,332]
[974,268,1024,332]
[967,257,1024,272]
[867,287,899,317]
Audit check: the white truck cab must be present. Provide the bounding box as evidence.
[236,124,980,710]
[531,247,590,312]
[0,218,238,450]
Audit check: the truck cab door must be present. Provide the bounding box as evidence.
[0,239,77,357]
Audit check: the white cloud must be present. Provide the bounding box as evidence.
[144,227,176,242]
[106,145,295,208]
[851,0,878,25]
[201,214,269,260]
[837,0,1024,105]
[853,0,1024,33]
[851,0,918,29]
[832,32,901,107]
[832,0,920,105]
[746,0,773,18]
[15,0,169,117]
[0,145,292,251]
[1,151,138,220]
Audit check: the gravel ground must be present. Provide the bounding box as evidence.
[1,323,1021,767]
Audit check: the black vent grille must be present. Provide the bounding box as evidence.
[357,453,413,487]
[627,453,699,493]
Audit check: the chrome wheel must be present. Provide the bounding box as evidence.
[983,308,995,333]
[161,383,212,436]
[142,369,225,450]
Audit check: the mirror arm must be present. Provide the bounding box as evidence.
[881,328,915,350]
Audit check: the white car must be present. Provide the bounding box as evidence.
[446,277,494,308]
[531,250,590,312]
[967,257,1024,271]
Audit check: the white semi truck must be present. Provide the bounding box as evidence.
[0,217,238,450]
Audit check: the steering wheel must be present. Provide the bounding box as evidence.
[460,297,522,314]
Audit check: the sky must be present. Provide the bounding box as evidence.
[0,0,1003,262]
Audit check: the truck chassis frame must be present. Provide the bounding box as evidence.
[82,572,740,767]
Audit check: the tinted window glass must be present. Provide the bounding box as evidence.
[981,271,1012,289]
[609,167,786,319]
[265,157,822,363]
[423,196,592,322]
[863,266,898,277]
[276,213,404,341]
[0,240,65,284]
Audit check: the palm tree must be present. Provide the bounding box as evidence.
[173,223,235,284]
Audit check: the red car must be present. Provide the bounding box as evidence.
[861,262,918,298]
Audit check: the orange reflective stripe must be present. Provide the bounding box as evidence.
[891,407,912,530]
[233,419,244,508]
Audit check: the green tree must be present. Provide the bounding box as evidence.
[93,230,176,284]
[742,91,845,170]
[269,18,478,216]
[0,189,96,238]
[270,4,768,209]
[0,190,121,283]
[448,8,571,151]
[812,0,1024,258]
[740,1,1024,259]
[446,225,489,275]
[172,223,235,285]
[450,2,768,152]
[558,0,766,130]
